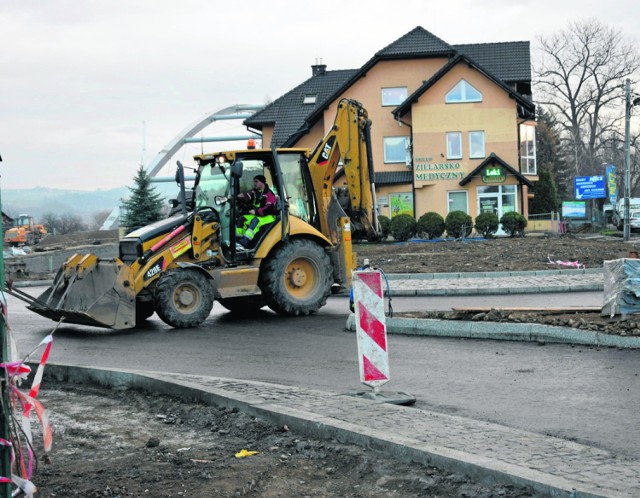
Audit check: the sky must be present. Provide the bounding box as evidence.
[1,0,639,191]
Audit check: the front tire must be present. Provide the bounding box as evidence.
[259,239,332,316]
[154,269,214,328]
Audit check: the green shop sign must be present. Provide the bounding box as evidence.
[482,167,506,183]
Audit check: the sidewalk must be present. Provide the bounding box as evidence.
[45,363,640,498]
[384,268,604,296]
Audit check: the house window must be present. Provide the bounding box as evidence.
[448,191,468,214]
[519,124,536,174]
[383,136,409,164]
[446,80,482,103]
[469,131,485,159]
[446,132,462,159]
[381,87,407,106]
[303,95,317,105]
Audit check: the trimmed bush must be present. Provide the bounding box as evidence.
[377,215,391,239]
[417,212,445,239]
[500,211,528,237]
[445,210,473,238]
[474,212,499,238]
[390,214,416,241]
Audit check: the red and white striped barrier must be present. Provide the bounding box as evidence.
[352,270,389,389]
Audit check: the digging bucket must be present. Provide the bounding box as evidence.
[28,253,137,329]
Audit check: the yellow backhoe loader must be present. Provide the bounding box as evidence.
[11,99,380,329]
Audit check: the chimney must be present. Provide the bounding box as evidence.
[312,58,326,76]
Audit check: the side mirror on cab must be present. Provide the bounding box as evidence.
[231,160,243,179]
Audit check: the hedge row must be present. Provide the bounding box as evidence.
[377,211,528,240]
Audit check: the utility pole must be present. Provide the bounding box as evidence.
[0,153,10,497]
[623,80,640,241]
[624,79,631,241]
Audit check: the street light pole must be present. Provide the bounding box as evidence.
[623,79,640,242]
[624,79,632,241]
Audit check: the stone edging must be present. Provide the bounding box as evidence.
[345,315,640,349]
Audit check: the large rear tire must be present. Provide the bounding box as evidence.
[218,296,265,314]
[154,269,214,328]
[259,239,332,316]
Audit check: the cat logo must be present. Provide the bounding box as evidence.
[144,258,164,281]
[317,136,336,166]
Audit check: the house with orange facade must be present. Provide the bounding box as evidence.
[245,26,537,225]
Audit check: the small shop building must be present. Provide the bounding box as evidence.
[245,26,537,225]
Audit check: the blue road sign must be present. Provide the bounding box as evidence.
[574,176,606,200]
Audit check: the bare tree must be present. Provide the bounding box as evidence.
[41,212,60,234]
[535,19,639,177]
[91,210,112,230]
[58,214,86,234]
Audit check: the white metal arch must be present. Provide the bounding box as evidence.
[101,104,263,230]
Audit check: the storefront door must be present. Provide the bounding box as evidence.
[477,185,517,235]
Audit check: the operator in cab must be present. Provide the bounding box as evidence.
[236,174,277,249]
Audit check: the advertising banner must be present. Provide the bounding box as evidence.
[562,201,586,218]
[574,176,606,200]
[605,164,617,205]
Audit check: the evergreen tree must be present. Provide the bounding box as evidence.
[120,166,164,231]
[536,107,571,203]
[530,166,559,214]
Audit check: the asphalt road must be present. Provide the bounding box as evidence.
[7,288,640,459]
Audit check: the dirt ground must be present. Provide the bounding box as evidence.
[354,233,638,274]
[31,383,533,498]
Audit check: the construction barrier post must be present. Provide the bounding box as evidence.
[352,269,389,392]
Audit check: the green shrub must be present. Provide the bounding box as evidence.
[377,215,391,238]
[390,214,416,241]
[445,210,473,238]
[416,212,445,239]
[500,211,528,237]
[474,212,499,238]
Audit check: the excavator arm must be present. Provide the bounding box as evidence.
[307,99,380,242]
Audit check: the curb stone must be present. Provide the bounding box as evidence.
[344,315,640,349]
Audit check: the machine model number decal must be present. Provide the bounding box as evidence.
[144,258,164,281]
[170,237,192,258]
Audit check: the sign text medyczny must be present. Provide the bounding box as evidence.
[414,157,465,181]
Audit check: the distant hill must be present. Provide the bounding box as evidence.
[0,187,129,221]
[0,185,177,222]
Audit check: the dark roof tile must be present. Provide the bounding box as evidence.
[453,41,531,82]
[376,26,455,58]
[245,69,357,147]
[246,28,533,147]
[375,171,413,185]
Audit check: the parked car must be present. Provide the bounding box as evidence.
[630,210,640,231]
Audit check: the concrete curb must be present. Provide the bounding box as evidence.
[345,315,640,349]
[39,363,622,498]
[385,268,603,280]
[389,283,604,297]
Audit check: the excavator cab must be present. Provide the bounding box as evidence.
[192,149,318,259]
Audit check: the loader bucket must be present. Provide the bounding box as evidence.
[28,254,137,329]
